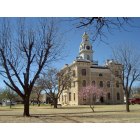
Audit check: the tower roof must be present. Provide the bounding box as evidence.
[83,32,88,36]
[82,32,89,41]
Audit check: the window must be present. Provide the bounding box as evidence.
[99,73,103,76]
[99,81,103,87]
[62,95,63,101]
[107,93,111,100]
[100,96,104,103]
[107,81,110,87]
[87,55,90,60]
[116,81,119,88]
[117,92,120,100]
[115,71,119,77]
[68,82,71,88]
[83,93,86,101]
[69,92,71,101]
[72,70,76,77]
[73,81,75,87]
[74,93,75,101]
[92,81,95,86]
[82,69,86,76]
[86,46,90,50]
[82,80,86,87]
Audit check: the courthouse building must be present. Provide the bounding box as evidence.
[58,32,124,105]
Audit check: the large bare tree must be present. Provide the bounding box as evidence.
[112,44,140,112]
[73,17,131,41]
[0,18,63,116]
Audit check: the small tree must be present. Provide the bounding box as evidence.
[31,83,45,106]
[131,86,140,98]
[79,85,106,112]
[38,67,72,108]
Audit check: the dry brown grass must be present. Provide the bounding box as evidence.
[0,104,140,123]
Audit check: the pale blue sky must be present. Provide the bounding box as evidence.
[53,17,140,68]
[0,17,140,89]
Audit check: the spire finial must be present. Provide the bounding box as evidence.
[82,32,89,42]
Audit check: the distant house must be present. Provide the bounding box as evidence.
[2,99,11,106]
[1,99,16,106]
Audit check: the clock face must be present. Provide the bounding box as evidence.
[86,46,90,50]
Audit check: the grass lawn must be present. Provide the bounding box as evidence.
[0,104,140,123]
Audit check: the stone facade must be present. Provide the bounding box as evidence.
[58,32,124,105]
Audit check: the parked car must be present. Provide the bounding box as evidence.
[129,98,140,105]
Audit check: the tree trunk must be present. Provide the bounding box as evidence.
[54,98,57,108]
[23,95,30,117]
[10,100,12,109]
[90,104,94,112]
[125,91,130,112]
[33,99,34,106]
[38,101,40,107]
[37,96,40,107]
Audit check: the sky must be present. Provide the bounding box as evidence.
[52,17,140,68]
[0,17,140,89]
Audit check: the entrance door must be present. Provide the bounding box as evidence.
[100,96,104,103]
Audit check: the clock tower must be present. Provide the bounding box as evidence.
[78,32,93,62]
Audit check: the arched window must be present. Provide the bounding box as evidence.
[107,93,111,100]
[117,92,120,100]
[73,81,75,87]
[72,70,76,77]
[83,93,86,101]
[82,80,86,87]
[92,81,95,86]
[99,81,103,87]
[115,71,119,77]
[116,81,119,88]
[99,73,103,76]
[107,81,110,87]
[69,92,71,101]
[73,93,75,101]
[81,69,86,76]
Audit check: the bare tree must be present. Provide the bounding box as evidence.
[112,44,140,112]
[38,67,72,108]
[31,79,45,106]
[131,86,140,98]
[73,17,131,42]
[0,18,63,116]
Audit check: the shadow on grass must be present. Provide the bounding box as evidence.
[30,115,81,123]
[0,114,22,117]
[0,109,139,123]
[0,109,13,111]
